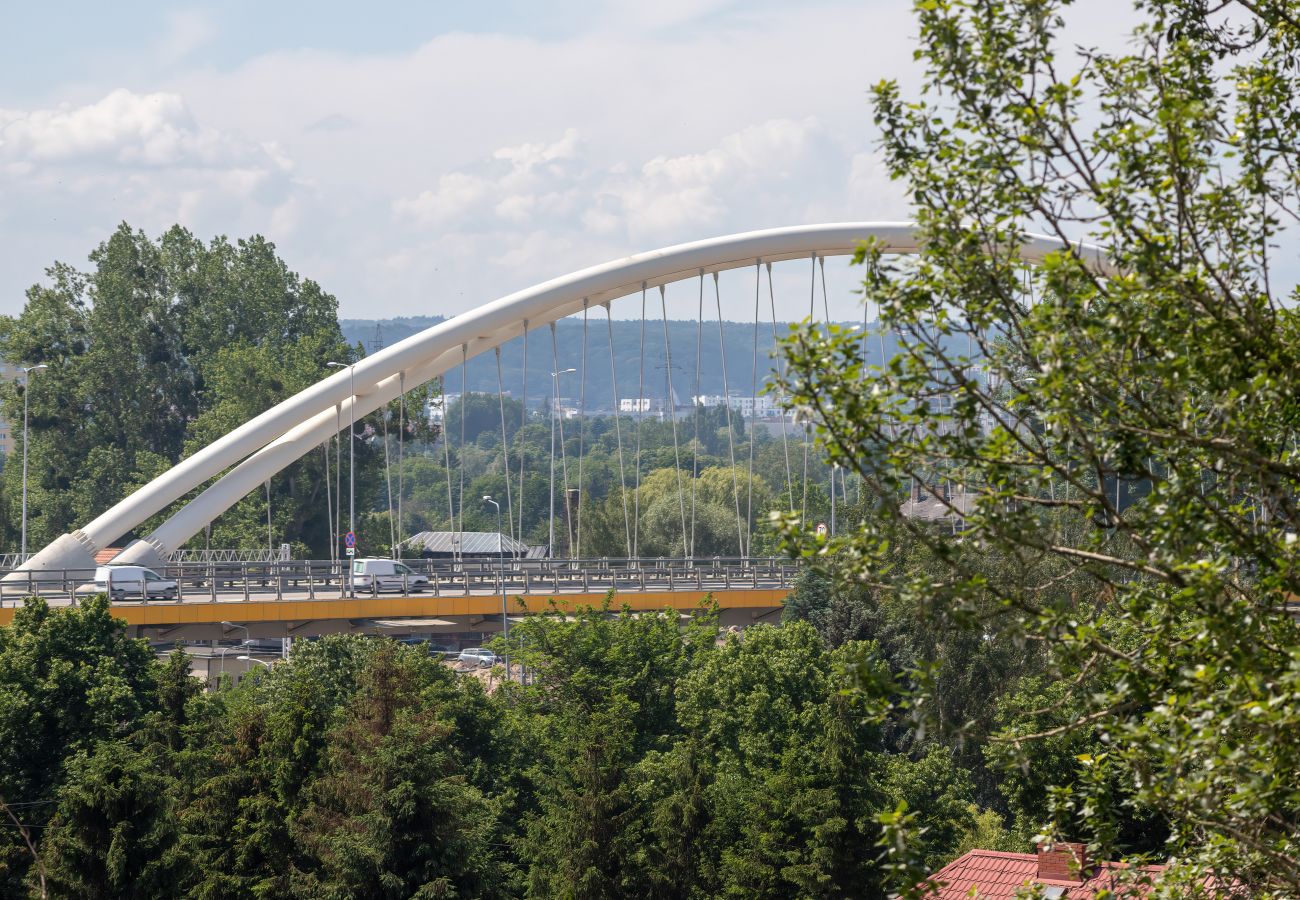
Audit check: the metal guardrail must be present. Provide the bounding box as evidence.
[0,557,798,606]
[167,547,292,563]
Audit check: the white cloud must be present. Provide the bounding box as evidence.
[156,10,217,68]
[1,0,1171,321]
[0,89,278,171]
[0,89,312,285]
[393,129,584,228]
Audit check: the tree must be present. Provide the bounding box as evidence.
[778,1,1300,894]
[41,740,182,899]
[521,696,644,899]
[0,224,355,555]
[671,624,889,898]
[290,645,504,898]
[0,596,160,894]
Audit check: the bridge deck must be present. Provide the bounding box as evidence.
[0,558,793,635]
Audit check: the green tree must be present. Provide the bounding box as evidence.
[290,645,504,898]
[779,0,1300,893]
[0,224,354,555]
[521,696,644,900]
[0,596,158,894]
[673,624,888,898]
[41,740,182,899]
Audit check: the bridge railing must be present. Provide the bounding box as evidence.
[0,557,799,606]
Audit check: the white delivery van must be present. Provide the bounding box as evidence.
[93,565,179,600]
[350,558,429,593]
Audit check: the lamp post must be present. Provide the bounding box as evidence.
[221,621,250,645]
[237,655,273,669]
[830,463,837,539]
[549,368,575,556]
[19,364,47,561]
[483,495,509,675]
[327,361,356,597]
[216,646,241,680]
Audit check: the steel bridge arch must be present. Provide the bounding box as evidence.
[13,222,1108,576]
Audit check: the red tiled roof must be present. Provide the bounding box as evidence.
[94,548,121,564]
[927,849,1168,899]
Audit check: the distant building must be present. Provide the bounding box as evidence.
[401,530,545,559]
[426,392,461,425]
[899,477,975,527]
[619,397,654,413]
[692,394,780,418]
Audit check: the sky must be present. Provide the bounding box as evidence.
[0,0,1158,322]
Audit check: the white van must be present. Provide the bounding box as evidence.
[93,565,179,600]
[351,558,429,593]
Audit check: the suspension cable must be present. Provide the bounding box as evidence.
[689,271,704,556]
[323,440,334,562]
[713,272,745,557]
[801,254,815,522]
[440,375,455,551]
[767,263,796,510]
[495,347,516,545]
[517,321,529,544]
[576,301,589,559]
[606,303,633,557]
[551,322,572,558]
[457,344,468,562]
[548,352,557,557]
[861,279,871,511]
[335,404,343,564]
[634,284,647,558]
[746,259,761,557]
[660,285,689,559]
[819,256,844,512]
[397,372,405,555]
[382,397,396,556]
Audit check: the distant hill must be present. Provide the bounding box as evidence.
[341,316,894,412]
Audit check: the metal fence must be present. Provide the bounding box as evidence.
[0,557,799,606]
[167,546,292,563]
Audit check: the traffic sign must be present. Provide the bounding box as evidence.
[345,547,356,557]
[344,531,356,548]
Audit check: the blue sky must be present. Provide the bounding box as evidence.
[0,0,1201,323]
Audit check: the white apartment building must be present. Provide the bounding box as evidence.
[691,394,780,418]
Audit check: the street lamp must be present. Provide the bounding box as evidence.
[483,495,509,675]
[549,368,575,555]
[830,463,837,539]
[19,364,47,561]
[327,361,356,597]
[237,655,273,669]
[220,621,250,645]
[216,646,242,680]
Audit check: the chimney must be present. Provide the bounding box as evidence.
[1036,842,1088,883]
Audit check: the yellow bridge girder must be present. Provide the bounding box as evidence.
[0,589,789,629]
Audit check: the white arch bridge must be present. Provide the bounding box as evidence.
[9,222,1098,586]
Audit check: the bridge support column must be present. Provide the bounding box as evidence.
[0,531,97,587]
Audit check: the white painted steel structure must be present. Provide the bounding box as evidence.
[9,222,1108,579]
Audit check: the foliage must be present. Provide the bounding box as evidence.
[777,0,1300,895]
[0,225,352,556]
